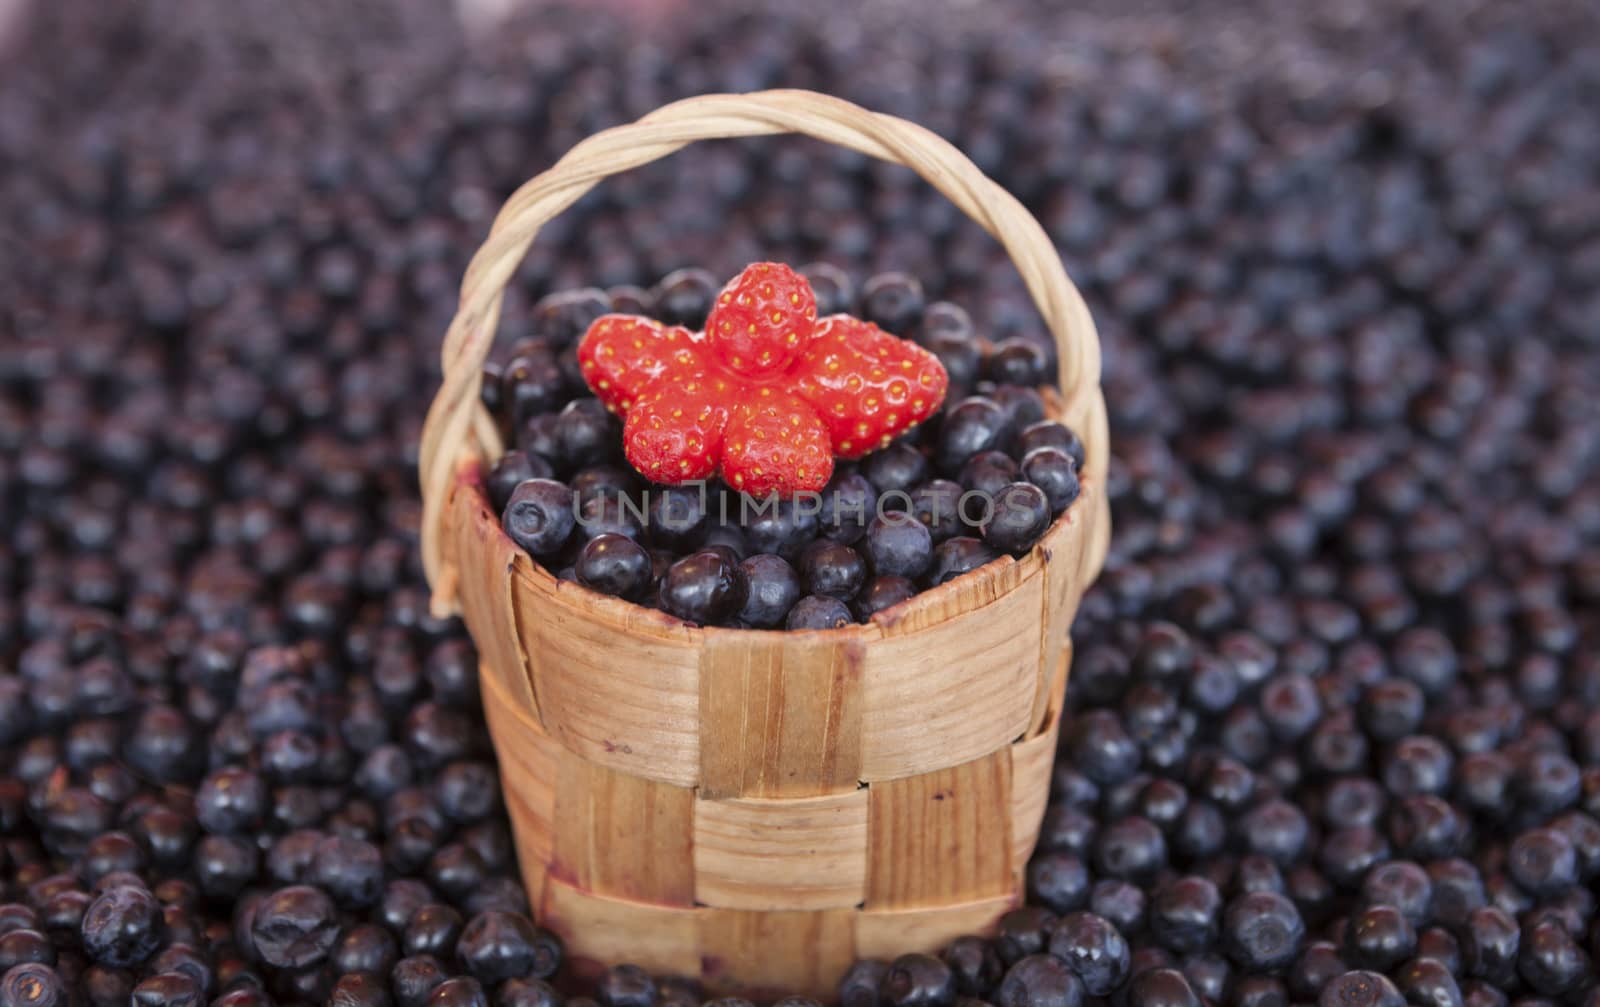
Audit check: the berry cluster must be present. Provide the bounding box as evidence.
[487,267,1083,629]
[1,0,1599,1004]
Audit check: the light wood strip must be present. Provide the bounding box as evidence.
[542,877,702,980]
[693,790,869,911]
[480,666,564,869]
[698,630,866,799]
[859,567,1044,782]
[515,561,702,788]
[550,757,696,906]
[1008,708,1063,876]
[854,892,1018,959]
[452,483,542,722]
[698,908,858,998]
[865,748,1014,909]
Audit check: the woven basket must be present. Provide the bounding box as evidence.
[417,90,1111,998]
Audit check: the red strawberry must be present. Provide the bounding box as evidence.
[704,262,818,378]
[622,371,733,483]
[792,315,949,458]
[720,389,834,497]
[577,314,701,416]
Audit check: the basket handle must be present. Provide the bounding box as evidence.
[419,88,1102,614]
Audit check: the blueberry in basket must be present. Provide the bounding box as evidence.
[486,263,1087,628]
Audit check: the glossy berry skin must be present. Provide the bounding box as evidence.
[1048,912,1130,996]
[860,272,925,334]
[1020,448,1080,515]
[1150,877,1221,954]
[1516,919,1589,996]
[455,911,559,985]
[1343,905,1417,971]
[864,515,933,580]
[1393,958,1462,1007]
[879,953,953,1007]
[737,554,802,628]
[928,537,999,587]
[1026,853,1089,914]
[1506,828,1578,896]
[798,540,867,600]
[1318,971,1406,1007]
[786,596,853,631]
[0,963,65,1007]
[995,954,1083,1007]
[983,483,1051,554]
[1125,968,1201,1007]
[79,886,163,969]
[856,576,917,620]
[1017,421,1085,468]
[498,978,564,1007]
[659,550,748,625]
[390,956,447,1007]
[820,472,877,544]
[575,534,653,599]
[1222,891,1305,972]
[940,936,1002,997]
[248,885,339,970]
[502,479,576,557]
[937,399,1010,474]
[646,486,709,551]
[651,268,719,328]
[959,451,1019,498]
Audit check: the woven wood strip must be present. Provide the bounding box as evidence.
[420,89,1103,613]
[858,566,1043,783]
[551,756,697,906]
[853,893,1018,959]
[693,790,869,910]
[865,747,1015,909]
[513,561,702,788]
[451,478,542,721]
[1008,707,1063,876]
[698,630,866,799]
[543,878,703,980]
[698,909,858,997]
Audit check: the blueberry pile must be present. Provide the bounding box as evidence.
[483,269,1085,629]
[3,0,1600,1005]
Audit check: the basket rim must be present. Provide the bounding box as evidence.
[461,386,1098,644]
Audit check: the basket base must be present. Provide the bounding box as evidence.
[481,662,1038,999]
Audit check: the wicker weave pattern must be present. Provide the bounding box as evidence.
[422,89,1111,997]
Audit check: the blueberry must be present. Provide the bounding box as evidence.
[839,960,889,1007]
[797,540,867,600]
[575,495,644,542]
[940,937,1001,997]
[333,923,399,977]
[909,480,965,541]
[861,273,925,334]
[328,972,389,1007]
[651,268,718,327]
[311,836,384,908]
[996,954,1083,1007]
[1460,907,1518,986]
[1392,958,1462,1007]
[1359,861,1432,926]
[248,885,339,970]
[958,451,1020,498]
[1150,877,1221,954]
[864,444,930,499]
[742,497,819,559]
[658,550,747,625]
[0,963,64,1007]
[937,399,1010,474]
[575,533,652,598]
[79,886,163,968]
[986,339,1051,387]
[428,977,489,1007]
[982,483,1050,554]
[456,911,559,984]
[1048,912,1129,995]
[0,931,52,971]
[502,355,568,425]
[801,263,854,317]
[1343,906,1417,972]
[1026,853,1088,915]
[1218,890,1305,972]
[1020,448,1080,515]
[856,576,917,620]
[1125,968,1200,1007]
[130,972,202,1007]
[786,596,853,631]
[502,480,575,557]
[391,955,448,1007]
[879,953,953,1007]
[1017,422,1085,468]
[498,978,565,1007]
[820,472,878,544]
[735,554,801,628]
[865,514,934,580]
[1318,971,1405,1007]
[1516,918,1589,995]
[646,486,709,552]
[928,537,999,586]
